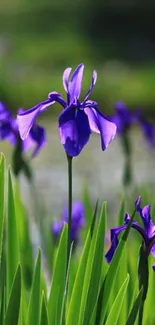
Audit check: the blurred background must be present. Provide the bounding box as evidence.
[1,0,155,217]
[1,0,155,114]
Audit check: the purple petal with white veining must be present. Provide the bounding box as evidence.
[83,70,97,103]
[68,64,84,103]
[63,67,72,92]
[58,106,91,156]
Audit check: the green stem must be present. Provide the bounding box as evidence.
[67,155,73,267]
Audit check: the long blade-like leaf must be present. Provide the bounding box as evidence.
[125,288,143,325]
[40,292,49,325]
[79,203,106,325]
[48,224,67,325]
[4,264,21,325]
[105,274,130,325]
[26,249,41,325]
[6,168,19,302]
[66,202,98,325]
[0,154,5,266]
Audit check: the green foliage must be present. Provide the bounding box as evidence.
[4,264,21,325]
[0,157,154,324]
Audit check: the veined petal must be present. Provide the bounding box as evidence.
[17,100,52,140]
[84,107,100,133]
[83,70,97,102]
[85,107,117,150]
[58,107,91,156]
[68,64,84,103]
[63,67,72,92]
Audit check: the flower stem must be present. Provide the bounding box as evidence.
[67,154,73,267]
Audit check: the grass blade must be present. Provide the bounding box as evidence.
[66,202,98,325]
[26,249,41,325]
[125,288,143,325]
[6,168,19,302]
[105,274,130,325]
[40,292,49,325]
[0,154,5,266]
[4,264,21,325]
[48,224,67,325]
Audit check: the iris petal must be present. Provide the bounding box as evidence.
[58,107,91,157]
[68,64,84,103]
[85,107,117,150]
[83,70,97,103]
[17,100,52,140]
[63,67,72,92]
[105,225,127,263]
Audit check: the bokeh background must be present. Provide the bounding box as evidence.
[1,0,155,114]
[1,0,155,217]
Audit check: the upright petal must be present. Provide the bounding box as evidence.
[17,100,52,140]
[83,70,97,103]
[68,64,84,103]
[63,67,72,92]
[58,107,91,156]
[85,107,117,150]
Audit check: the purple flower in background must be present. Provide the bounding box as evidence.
[110,101,133,134]
[133,109,155,148]
[105,197,155,271]
[17,64,117,157]
[52,201,85,242]
[0,102,46,156]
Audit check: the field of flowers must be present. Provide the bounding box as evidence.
[0,63,155,325]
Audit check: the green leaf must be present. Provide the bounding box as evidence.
[6,168,19,302]
[66,202,98,325]
[96,208,136,325]
[78,202,107,325]
[14,181,33,288]
[125,288,143,325]
[48,224,68,325]
[4,264,21,325]
[40,292,49,325]
[0,154,5,266]
[26,249,41,325]
[118,196,125,226]
[105,274,130,325]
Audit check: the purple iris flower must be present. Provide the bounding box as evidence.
[133,109,155,147]
[110,101,133,134]
[105,197,155,271]
[0,102,46,157]
[17,64,117,157]
[52,201,85,242]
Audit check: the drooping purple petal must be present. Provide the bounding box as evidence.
[84,107,100,133]
[63,67,72,92]
[105,225,127,263]
[17,100,53,140]
[85,107,117,150]
[68,64,84,103]
[83,70,97,103]
[58,106,91,157]
[22,124,46,157]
